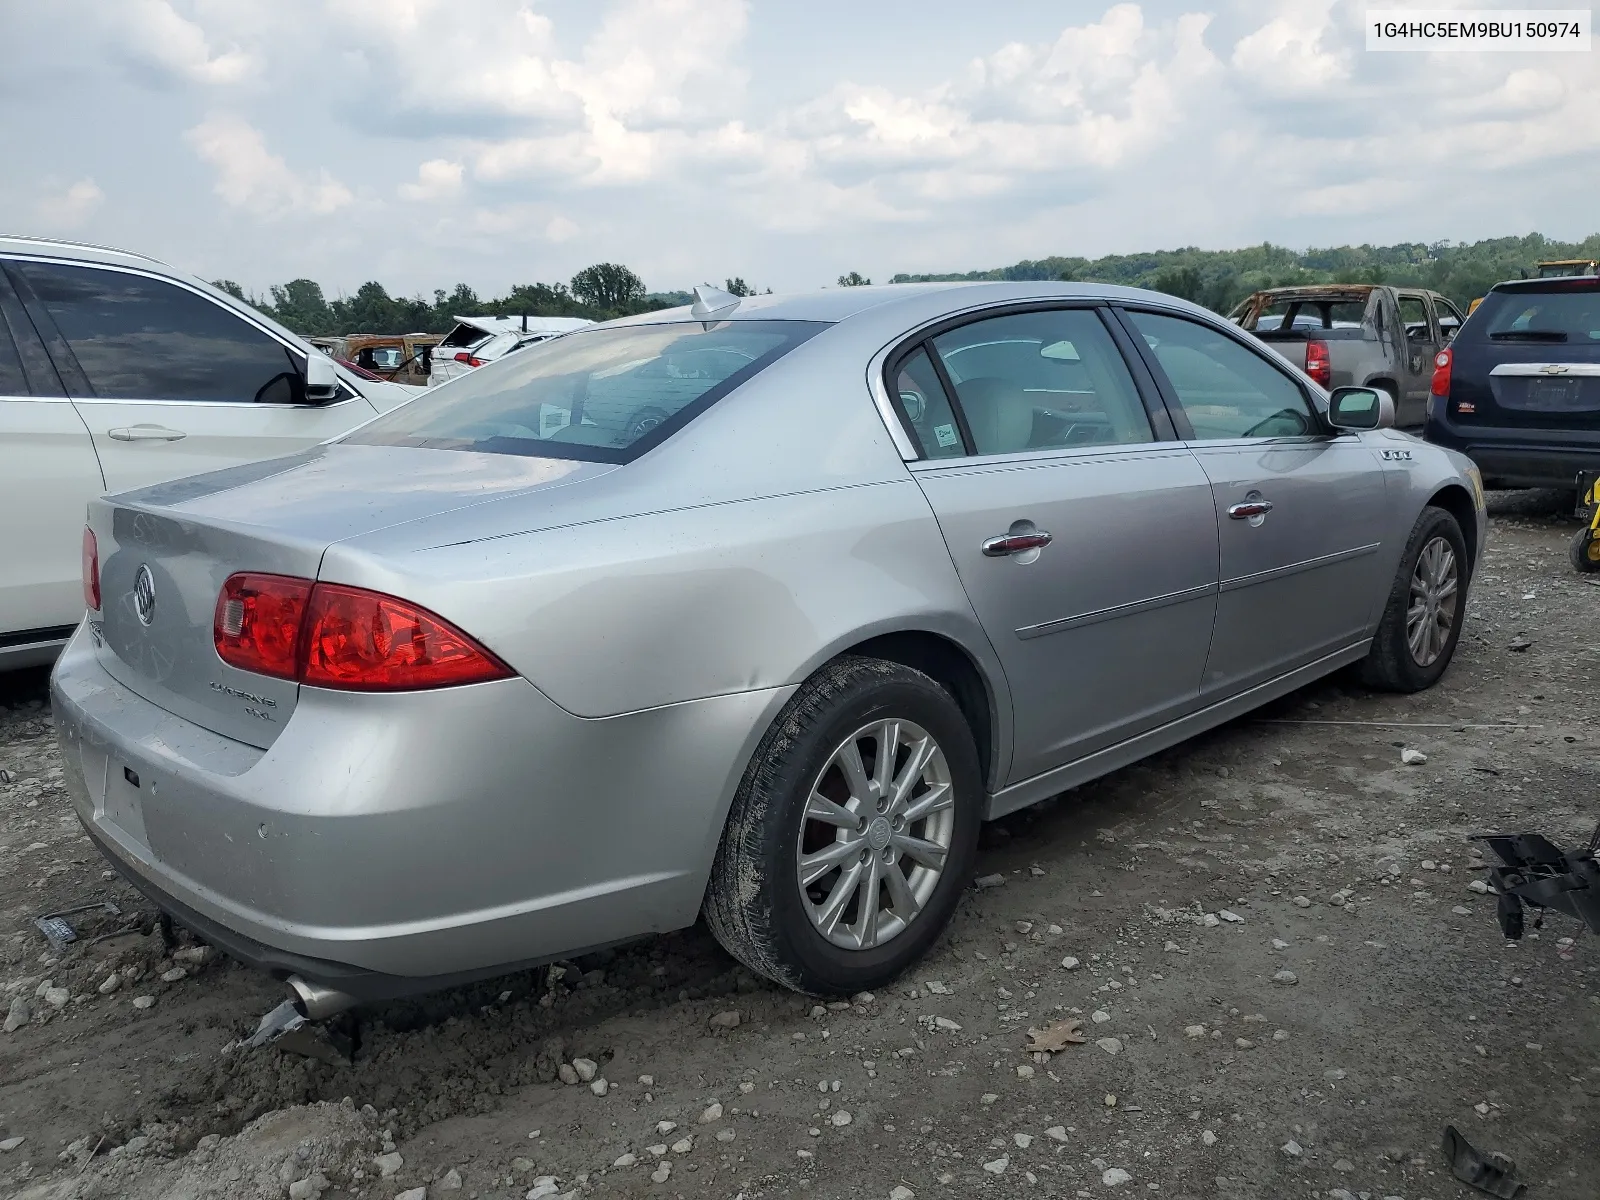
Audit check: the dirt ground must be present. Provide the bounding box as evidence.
[2,492,1597,1200]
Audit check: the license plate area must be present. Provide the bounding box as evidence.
[99,761,150,847]
[1516,377,1599,412]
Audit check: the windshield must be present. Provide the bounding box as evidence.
[1476,287,1600,343]
[346,320,826,462]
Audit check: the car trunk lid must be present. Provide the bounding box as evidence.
[90,446,614,748]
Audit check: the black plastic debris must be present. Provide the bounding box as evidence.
[34,900,123,952]
[1478,822,1600,938]
[1442,1125,1526,1198]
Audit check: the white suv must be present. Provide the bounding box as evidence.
[0,237,422,669]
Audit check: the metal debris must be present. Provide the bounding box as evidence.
[236,999,355,1066]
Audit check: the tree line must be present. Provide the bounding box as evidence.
[890,232,1600,314]
[212,263,698,337]
[218,232,1598,336]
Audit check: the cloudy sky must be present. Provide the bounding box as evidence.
[1,0,1594,298]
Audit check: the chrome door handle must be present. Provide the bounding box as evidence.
[108,425,187,442]
[982,531,1053,557]
[1227,499,1274,520]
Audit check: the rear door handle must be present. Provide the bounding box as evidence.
[108,425,187,442]
[982,531,1053,557]
[1227,499,1274,520]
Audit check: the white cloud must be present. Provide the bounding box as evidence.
[399,159,464,202]
[4,0,1597,294]
[36,179,105,229]
[1231,0,1348,93]
[185,114,353,217]
[107,0,254,84]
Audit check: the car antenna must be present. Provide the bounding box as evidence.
[690,284,740,320]
[521,312,527,332]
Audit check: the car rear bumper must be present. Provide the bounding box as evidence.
[1423,409,1600,489]
[49,626,788,996]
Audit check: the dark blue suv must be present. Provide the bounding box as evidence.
[1424,275,1600,492]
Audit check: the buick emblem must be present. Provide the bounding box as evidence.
[132,565,156,626]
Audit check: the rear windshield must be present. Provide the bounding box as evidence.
[347,320,826,463]
[439,323,494,349]
[1474,287,1600,343]
[1249,298,1367,332]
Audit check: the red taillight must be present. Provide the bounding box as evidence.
[214,573,313,680]
[453,352,484,367]
[82,527,100,612]
[300,584,512,690]
[1304,340,1331,388]
[1430,347,1452,397]
[212,574,511,691]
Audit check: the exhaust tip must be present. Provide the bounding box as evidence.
[286,974,358,1021]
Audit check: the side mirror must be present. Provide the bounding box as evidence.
[303,351,340,403]
[1328,386,1394,432]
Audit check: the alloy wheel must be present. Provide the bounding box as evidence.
[1406,535,1459,667]
[795,718,955,950]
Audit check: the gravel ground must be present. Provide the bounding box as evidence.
[2,493,1597,1200]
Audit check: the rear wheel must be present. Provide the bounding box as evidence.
[1360,507,1468,692]
[1570,526,1600,573]
[704,656,982,995]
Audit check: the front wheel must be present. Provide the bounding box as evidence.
[1360,507,1469,692]
[704,656,982,995]
[1571,526,1600,573]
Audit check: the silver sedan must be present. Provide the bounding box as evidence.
[51,281,1486,1006]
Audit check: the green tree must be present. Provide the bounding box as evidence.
[724,277,754,297]
[571,263,646,314]
[212,279,249,302]
[266,279,334,334]
[837,271,871,287]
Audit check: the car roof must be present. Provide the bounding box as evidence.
[609,280,1219,327]
[0,234,168,272]
[1490,276,1600,293]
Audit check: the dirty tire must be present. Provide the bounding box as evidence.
[1569,526,1600,573]
[1360,506,1469,692]
[704,656,982,996]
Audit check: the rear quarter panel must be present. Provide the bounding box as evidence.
[318,478,1007,723]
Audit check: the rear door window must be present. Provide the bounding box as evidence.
[347,320,826,463]
[8,260,306,404]
[927,308,1153,455]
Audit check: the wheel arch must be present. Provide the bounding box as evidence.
[841,629,1002,793]
[1427,484,1479,575]
[1364,375,1399,398]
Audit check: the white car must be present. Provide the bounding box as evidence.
[429,315,592,387]
[0,236,423,669]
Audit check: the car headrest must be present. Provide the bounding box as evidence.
[955,377,1034,455]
